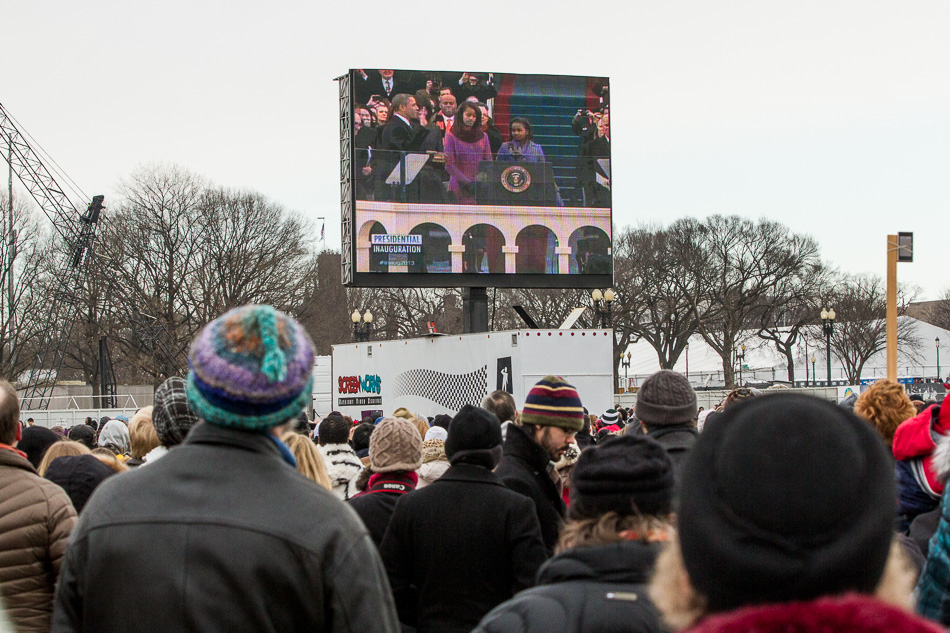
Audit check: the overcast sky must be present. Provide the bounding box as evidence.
[4,1,948,299]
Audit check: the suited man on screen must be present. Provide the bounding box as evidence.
[374,94,429,201]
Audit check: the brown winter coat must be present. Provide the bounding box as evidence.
[0,447,77,633]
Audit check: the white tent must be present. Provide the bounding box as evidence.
[620,316,950,390]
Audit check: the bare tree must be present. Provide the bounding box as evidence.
[0,195,64,382]
[612,224,701,371]
[826,273,921,384]
[925,288,950,331]
[755,261,832,382]
[684,216,822,387]
[188,188,317,322]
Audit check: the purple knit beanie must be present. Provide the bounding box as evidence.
[186,304,315,431]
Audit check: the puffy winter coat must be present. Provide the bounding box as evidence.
[473,539,665,633]
[0,446,76,633]
[893,401,950,531]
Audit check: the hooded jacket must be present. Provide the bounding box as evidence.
[893,401,950,531]
[473,539,665,633]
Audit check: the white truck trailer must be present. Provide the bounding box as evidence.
[331,328,614,420]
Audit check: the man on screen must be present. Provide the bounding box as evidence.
[431,93,457,139]
[374,94,429,201]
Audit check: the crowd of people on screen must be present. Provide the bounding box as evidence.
[353,70,609,206]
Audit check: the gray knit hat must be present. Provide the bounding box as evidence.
[369,417,423,473]
[635,370,697,426]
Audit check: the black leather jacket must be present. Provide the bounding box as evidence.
[53,422,399,633]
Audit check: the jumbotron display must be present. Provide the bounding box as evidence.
[344,69,611,288]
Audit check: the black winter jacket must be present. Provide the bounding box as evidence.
[348,471,416,548]
[53,422,399,633]
[494,424,565,553]
[473,540,666,633]
[380,462,546,633]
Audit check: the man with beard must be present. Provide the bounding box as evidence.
[495,375,583,554]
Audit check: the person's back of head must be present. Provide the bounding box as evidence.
[635,370,697,429]
[650,394,903,630]
[37,440,91,477]
[97,420,131,456]
[186,304,315,434]
[128,407,160,460]
[368,417,423,474]
[318,416,351,446]
[153,376,201,448]
[18,426,60,469]
[446,405,502,469]
[0,379,20,446]
[854,379,916,447]
[67,424,98,450]
[44,454,115,514]
[481,390,517,424]
[561,434,674,552]
[281,432,332,490]
[351,423,374,453]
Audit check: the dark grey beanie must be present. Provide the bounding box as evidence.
[635,370,697,426]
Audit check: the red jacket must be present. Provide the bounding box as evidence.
[685,595,943,633]
[893,400,950,497]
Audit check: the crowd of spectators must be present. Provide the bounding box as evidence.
[5,303,950,633]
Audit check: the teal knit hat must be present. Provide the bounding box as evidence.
[520,375,585,432]
[186,304,315,431]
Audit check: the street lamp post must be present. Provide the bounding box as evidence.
[621,351,631,392]
[351,309,373,343]
[811,355,817,388]
[820,307,836,386]
[591,288,615,328]
[737,344,746,386]
[685,343,689,379]
[937,337,941,381]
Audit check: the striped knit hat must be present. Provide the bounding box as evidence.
[187,304,315,431]
[521,375,585,431]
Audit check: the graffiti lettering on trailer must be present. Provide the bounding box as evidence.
[338,374,382,395]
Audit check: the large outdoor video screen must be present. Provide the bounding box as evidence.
[344,69,611,288]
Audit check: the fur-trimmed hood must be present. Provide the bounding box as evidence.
[685,595,941,633]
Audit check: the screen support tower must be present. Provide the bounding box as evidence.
[463,287,488,333]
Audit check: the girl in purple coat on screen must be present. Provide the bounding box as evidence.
[497,117,564,206]
[444,101,492,204]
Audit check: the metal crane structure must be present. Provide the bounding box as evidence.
[0,102,113,409]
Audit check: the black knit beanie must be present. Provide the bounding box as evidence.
[445,405,502,467]
[635,370,697,426]
[18,427,60,469]
[67,424,97,450]
[570,434,674,519]
[678,394,895,612]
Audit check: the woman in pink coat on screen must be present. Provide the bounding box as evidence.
[444,101,492,204]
